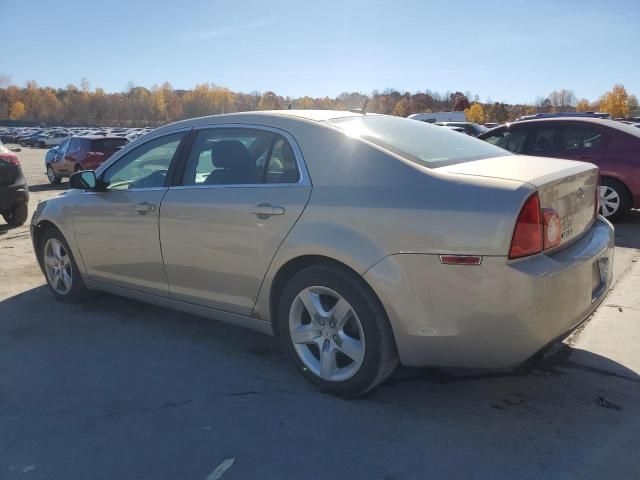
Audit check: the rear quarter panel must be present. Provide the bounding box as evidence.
[252,123,531,322]
[600,131,640,208]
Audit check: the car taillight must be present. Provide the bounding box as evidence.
[509,192,543,259]
[542,209,561,250]
[0,154,19,165]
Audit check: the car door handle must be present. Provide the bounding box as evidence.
[135,202,156,214]
[250,203,285,217]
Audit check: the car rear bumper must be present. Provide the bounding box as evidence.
[363,217,615,368]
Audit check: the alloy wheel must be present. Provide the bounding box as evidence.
[289,286,365,382]
[599,185,620,217]
[43,238,73,295]
[47,166,56,183]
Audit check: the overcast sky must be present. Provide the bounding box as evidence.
[2,0,639,103]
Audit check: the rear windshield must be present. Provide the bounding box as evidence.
[326,115,511,167]
[90,138,128,152]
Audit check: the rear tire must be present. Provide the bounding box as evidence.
[38,228,91,303]
[47,165,61,184]
[600,177,631,221]
[2,203,28,226]
[278,264,398,397]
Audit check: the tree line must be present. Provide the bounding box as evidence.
[0,76,637,127]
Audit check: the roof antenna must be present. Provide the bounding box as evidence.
[349,97,368,115]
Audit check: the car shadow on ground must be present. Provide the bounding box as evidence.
[613,210,640,249]
[28,182,68,192]
[1,285,639,478]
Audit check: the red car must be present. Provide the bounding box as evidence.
[479,118,640,220]
[46,135,128,184]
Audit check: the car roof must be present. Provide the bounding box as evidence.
[496,117,640,138]
[74,135,128,140]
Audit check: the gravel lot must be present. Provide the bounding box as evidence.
[2,147,640,479]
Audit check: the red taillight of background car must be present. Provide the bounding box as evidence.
[509,192,543,259]
[0,154,20,165]
[542,208,561,250]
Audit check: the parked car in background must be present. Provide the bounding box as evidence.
[435,121,488,136]
[0,140,28,226]
[441,125,467,134]
[515,112,611,122]
[408,111,466,123]
[31,110,613,397]
[478,117,640,219]
[38,131,69,148]
[46,135,128,184]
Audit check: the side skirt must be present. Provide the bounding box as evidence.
[84,279,275,336]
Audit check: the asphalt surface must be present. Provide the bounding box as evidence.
[1,147,640,479]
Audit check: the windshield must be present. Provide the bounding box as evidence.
[327,115,512,167]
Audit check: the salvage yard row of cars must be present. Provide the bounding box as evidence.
[0,125,154,148]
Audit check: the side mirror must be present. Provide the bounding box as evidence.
[70,170,98,190]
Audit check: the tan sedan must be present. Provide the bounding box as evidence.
[31,110,614,397]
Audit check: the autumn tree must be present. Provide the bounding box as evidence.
[464,103,484,123]
[575,98,590,112]
[599,84,631,118]
[450,91,470,111]
[392,98,413,117]
[257,91,283,110]
[9,100,26,120]
[487,102,509,123]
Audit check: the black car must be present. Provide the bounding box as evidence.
[0,140,29,226]
[434,122,488,136]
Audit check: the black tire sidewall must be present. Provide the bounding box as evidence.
[39,228,90,303]
[47,165,61,184]
[278,265,396,397]
[3,203,28,226]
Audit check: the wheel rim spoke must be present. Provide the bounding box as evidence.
[330,297,352,330]
[43,238,72,294]
[319,342,337,380]
[337,334,364,364]
[291,325,322,344]
[299,288,324,323]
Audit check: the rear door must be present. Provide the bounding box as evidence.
[159,125,312,315]
[554,123,608,165]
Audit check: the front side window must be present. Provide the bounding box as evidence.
[483,128,529,153]
[102,133,184,190]
[327,115,510,167]
[181,128,300,186]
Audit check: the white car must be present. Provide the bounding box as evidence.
[38,132,69,148]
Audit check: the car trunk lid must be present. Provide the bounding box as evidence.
[437,155,599,248]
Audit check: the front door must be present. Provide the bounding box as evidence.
[159,126,311,315]
[73,131,188,296]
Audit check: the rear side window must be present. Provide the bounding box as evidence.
[90,138,128,153]
[483,129,528,153]
[181,128,300,186]
[327,115,510,167]
[558,127,605,153]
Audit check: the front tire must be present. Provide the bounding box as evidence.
[2,203,28,226]
[600,178,631,221]
[279,264,398,397]
[39,228,91,303]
